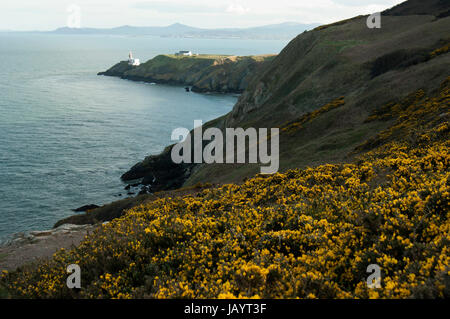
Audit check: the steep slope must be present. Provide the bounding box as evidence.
[184,6,450,186]
[121,1,449,191]
[99,54,276,94]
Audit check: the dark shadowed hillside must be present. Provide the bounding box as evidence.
[383,0,450,17]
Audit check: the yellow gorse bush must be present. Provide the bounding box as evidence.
[1,78,449,299]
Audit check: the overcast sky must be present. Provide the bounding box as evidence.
[0,0,405,31]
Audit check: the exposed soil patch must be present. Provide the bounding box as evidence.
[0,224,97,271]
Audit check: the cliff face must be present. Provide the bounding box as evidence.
[99,54,275,94]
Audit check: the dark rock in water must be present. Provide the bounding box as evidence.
[72,204,100,212]
[121,144,193,192]
[124,185,131,190]
[185,87,190,92]
[127,192,135,196]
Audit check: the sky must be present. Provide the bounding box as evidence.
[0,0,406,31]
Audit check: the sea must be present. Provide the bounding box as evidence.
[0,33,288,243]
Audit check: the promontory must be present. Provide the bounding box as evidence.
[98,54,276,94]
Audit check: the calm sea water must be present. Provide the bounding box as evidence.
[0,34,288,243]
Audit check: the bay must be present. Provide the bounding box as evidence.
[0,33,288,243]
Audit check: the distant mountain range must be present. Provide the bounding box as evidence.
[43,22,320,40]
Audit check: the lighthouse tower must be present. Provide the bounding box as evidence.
[128,51,140,66]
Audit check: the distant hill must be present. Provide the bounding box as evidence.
[52,23,202,36]
[180,22,320,40]
[50,22,319,40]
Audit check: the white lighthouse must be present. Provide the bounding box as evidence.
[128,51,140,66]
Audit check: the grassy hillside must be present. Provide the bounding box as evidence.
[1,77,448,298]
[99,54,276,93]
[119,4,449,191]
[182,11,450,187]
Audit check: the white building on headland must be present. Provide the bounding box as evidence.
[128,51,141,66]
[175,50,193,57]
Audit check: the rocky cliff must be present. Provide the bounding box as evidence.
[98,54,275,94]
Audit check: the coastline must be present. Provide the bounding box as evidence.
[0,183,217,272]
[0,57,244,270]
[2,0,450,299]
[98,54,275,94]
